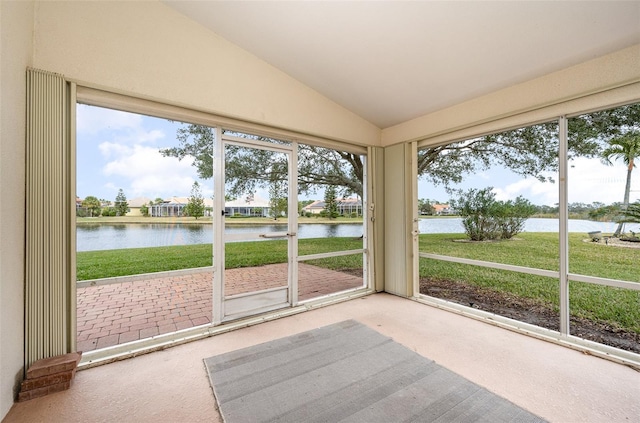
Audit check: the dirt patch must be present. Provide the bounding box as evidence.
[586,236,640,249]
[420,277,640,354]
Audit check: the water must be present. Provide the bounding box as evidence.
[76,218,640,252]
[76,223,364,252]
[418,217,640,234]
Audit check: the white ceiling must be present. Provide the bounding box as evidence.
[163,1,640,129]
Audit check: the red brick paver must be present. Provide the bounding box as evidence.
[77,263,363,351]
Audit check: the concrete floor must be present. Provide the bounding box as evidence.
[5,293,639,422]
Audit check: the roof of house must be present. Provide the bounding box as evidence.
[302,198,362,211]
[225,195,269,208]
[127,197,152,208]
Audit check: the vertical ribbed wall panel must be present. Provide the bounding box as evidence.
[25,68,71,368]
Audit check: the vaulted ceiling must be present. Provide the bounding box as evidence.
[163,1,640,129]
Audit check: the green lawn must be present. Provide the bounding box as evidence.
[419,232,640,333]
[76,237,364,280]
[419,232,639,281]
[76,232,640,333]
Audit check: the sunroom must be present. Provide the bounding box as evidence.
[1,1,639,421]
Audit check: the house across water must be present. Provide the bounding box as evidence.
[302,198,363,216]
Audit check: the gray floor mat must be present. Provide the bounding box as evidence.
[204,320,546,423]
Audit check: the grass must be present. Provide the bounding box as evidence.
[419,232,640,333]
[419,232,640,281]
[76,237,364,280]
[76,232,639,333]
[77,244,214,280]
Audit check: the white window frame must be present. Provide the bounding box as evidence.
[414,100,640,369]
[74,86,375,367]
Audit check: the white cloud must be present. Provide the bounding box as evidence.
[129,174,196,198]
[98,141,131,159]
[76,105,210,200]
[493,178,558,205]
[421,154,639,206]
[78,105,165,149]
[490,157,640,205]
[76,105,142,135]
[100,143,210,199]
[101,144,185,176]
[567,157,640,204]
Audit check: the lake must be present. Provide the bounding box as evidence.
[76,218,640,252]
[77,222,363,252]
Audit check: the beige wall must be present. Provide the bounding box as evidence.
[382,44,640,146]
[32,1,380,146]
[0,1,33,418]
[2,2,638,420]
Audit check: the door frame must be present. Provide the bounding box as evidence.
[213,129,298,324]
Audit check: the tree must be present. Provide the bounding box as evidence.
[451,188,500,241]
[185,182,205,219]
[418,198,434,215]
[114,189,129,216]
[140,203,149,217]
[161,126,363,198]
[163,122,592,200]
[81,196,101,217]
[298,199,315,216]
[268,165,288,220]
[451,187,536,241]
[619,201,640,224]
[588,203,622,222]
[324,185,339,219]
[601,132,640,236]
[161,105,639,204]
[491,196,537,239]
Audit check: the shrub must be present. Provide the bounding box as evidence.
[451,187,536,241]
[452,188,500,241]
[492,196,537,239]
[101,207,116,217]
[140,204,149,217]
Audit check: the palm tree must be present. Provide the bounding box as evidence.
[601,131,640,236]
[619,201,640,224]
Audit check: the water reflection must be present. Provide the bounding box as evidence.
[77,223,364,252]
[77,218,639,252]
[325,224,338,238]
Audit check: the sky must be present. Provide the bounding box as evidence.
[77,104,639,207]
[419,156,639,206]
[76,105,212,202]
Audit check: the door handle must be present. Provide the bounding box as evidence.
[258,232,297,239]
[259,233,288,238]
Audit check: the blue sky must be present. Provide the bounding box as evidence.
[77,105,638,206]
[419,155,639,207]
[76,105,212,202]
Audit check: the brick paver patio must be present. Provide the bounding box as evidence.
[77,263,363,352]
